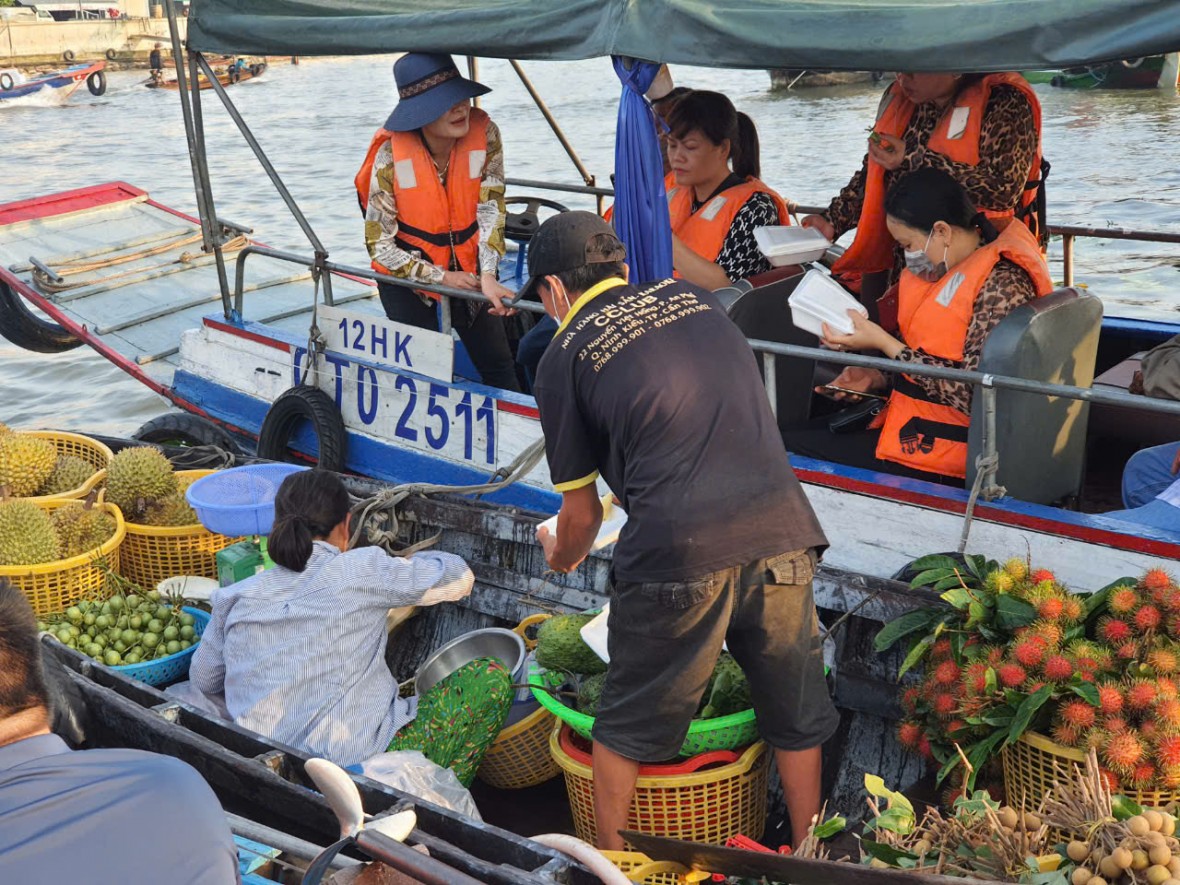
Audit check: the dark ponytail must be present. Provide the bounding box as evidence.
[267,470,351,572]
[884,167,998,242]
[665,90,761,179]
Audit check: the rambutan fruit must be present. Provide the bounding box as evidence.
[1027,621,1065,648]
[917,736,932,759]
[1168,615,1180,639]
[1084,729,1108,752]
[997,663,1027,688]
[1166,589,1180,614]
[983,645,1005,667]
[945,719,970,738]
[991,571,1016,594]
[933,659,961,686]
[1031,569,1057,585]
[931,638,953,660]
[1043,654,1075,681]
[1096,682,1125,716]
[897,721,922,750]
[1130,761,1157,789]
[1103,715,1129,734]
[960,696,989,718]
[1140,720,1160,741]
[1051,723,1082,748]
[1135,604,1163,633]
[1157,699,1180,731]
[1027,680,1048,693]
[1013,637,1047,668]
[1037,597,1065,621]
[1117,640,1141,661]
[1109,586,1141,615]
[1102,730,1146,773]
[1099,617,1133,644]
[1148,646,1180,675]
[1162,765,1180,789]
[1143,568,1175,595]
[1061,597,1085,624]
[962,661,990,696]
[932,692,957,717]
[1098,768,1120,791]
[1004,558,1029,581]
[1058,699,1097,730]
[1159,677,1179,701]
[901,687,922,714]
[1126,679,1159,711]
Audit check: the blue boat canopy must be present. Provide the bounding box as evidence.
[187,0,1180,72]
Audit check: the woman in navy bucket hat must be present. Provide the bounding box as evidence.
[356,53,521,391]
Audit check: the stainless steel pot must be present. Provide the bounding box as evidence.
[414,628,526,696]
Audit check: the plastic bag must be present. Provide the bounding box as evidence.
[357,751,482,820]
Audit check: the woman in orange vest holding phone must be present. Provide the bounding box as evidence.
[802,72,1043,318]
[663,91,791,290]
[782,168,1053,482]
[356,53,520,391]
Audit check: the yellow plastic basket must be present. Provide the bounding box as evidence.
[0,499,125,616]
[119,470,243,589]
[21,431,112,503]
[601,851,692,884]
[1003,732,1180,817]
[478,704,561,789]
[550,724,769,847]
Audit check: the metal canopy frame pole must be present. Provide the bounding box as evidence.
[467,56,480,108]
[193,52,335,307]
[187,50,233,317]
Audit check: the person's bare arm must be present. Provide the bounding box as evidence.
[537,483,603,573]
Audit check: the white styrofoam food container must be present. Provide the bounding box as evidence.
[788,268,869,337]
[537,494,627,552]
[754,225,832,267]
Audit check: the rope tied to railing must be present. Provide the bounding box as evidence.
[958,451,1005,554]
[349,437,548,557]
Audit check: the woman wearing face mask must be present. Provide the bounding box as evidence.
[356,53,521,391]
[781,167,1052,482]
[801,71,1043,319]
[664,90,792,291]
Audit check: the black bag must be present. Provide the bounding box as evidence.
[827,398,884,434]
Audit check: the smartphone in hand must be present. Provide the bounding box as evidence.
[820,383,887,401]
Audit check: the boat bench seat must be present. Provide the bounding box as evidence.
[1089,354,1180,447]
[967,287,1102,505]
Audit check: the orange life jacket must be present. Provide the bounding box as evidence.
[874,220,1054,479]
[603,171,677,224]
[354,108,489,290]
[667,176,791,265]
[832,73,1044,277]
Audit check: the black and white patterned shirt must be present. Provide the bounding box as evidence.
[714,191,779,283]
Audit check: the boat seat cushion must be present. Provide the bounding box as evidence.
[1090,353,1180,447]
[967,287,1102,505]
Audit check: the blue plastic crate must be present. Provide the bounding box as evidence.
[185,464,308,536]
[112,606,210,687]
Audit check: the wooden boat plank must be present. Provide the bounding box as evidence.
[0,201,182,271]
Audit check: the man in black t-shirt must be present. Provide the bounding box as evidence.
[149,43,164,84]
[526,212,838,850]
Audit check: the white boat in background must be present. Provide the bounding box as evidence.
[0,61,107,106]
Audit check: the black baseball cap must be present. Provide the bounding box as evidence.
[517,211,627,303]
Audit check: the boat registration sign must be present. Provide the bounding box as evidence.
[317,305,453,382]
[292,345,497,467]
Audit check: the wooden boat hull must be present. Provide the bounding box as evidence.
[768,69,887,89]
[149,63,267,90]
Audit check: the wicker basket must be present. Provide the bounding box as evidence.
[119,470,244,589]
[477,704,560,789]
[1003,732,1180,815]
[600,851,691,885]
[22,431,112,503]
[1,500,125,616]
[551,724,769,846]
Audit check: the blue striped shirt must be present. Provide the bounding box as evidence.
[190,541,474,767]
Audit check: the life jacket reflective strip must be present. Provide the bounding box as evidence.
[666,176,790,265]
[354,108,489,286]
[603,171,677,224]
[831,73,1044,277]
[874,220,1054,478]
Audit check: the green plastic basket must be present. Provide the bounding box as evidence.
[528,662,759,757]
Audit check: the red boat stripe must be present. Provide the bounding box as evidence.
[497,401,540,419]
[203,317,291,351]
[0,182,146,227]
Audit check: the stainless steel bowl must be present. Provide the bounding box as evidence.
[414,628,526,696]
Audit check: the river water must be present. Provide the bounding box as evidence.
[3,57,1179,434]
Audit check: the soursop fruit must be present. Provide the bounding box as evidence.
[535,613,608,675]
[141,493,199,527]
[576,672,608,717]
[105,447,177,520]
[38,456,96,496]
[0,500,61,565]
[698,652,751,720]
[51,500,116,558]
[0,435,58,497]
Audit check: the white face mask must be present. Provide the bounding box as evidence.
[904,229,950,282]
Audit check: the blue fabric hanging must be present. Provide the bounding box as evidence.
[611,57,673,285]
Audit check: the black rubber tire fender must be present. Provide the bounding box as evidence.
[0,73,14,91]
[105,48,118,60]
[133,412,242,455]
[0,280,82,353]
[87,70,107,96]
[256,386,347,471]
[63,49,76,62]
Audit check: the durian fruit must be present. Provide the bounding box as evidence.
[37,456,96,496]
[141,493,198,528]
[0,435,58,497]
[0,499,61,565]
[105,447,177,519]
[0,422,11,436]
[51,500,116,558]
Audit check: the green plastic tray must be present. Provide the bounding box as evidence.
[528,662,759,757]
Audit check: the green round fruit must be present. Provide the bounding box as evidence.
[146,590,160,602]
[165,640,181,655]
[180,625,195,640]
[124,652,142,664]
[113,639,127,653]
[147,619,163,633]
[163,626,179,641]
[116,615,129,629]
[85,643,103,658]
[155,605,170,621]
[179,613,195,628]
[93,634,107,648]
[95,614,111,629]
[120,628,137,645]
[124,594,140,609]
[55,628,72,643]
[142,632,159,649]
[83,613,96,626]
[103,649,122,666]
[66,606,83,624]
[129,615,143,630]
[179,640,191,650]
[108,596,124,613]
[36,620,48,632]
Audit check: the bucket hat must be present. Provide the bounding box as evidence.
[385,53,491,132]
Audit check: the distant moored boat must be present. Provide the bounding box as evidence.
[0,61,107,106]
